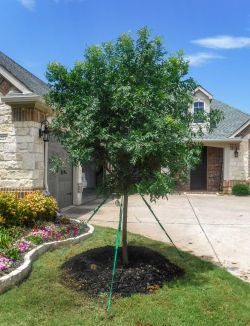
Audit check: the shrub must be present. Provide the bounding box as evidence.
[0,193,18,226]
[232,183,250,196]
[0,215,6,226]
[18,192,58,226]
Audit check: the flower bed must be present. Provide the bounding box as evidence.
[0,219,88,276]
[0,191,94,293]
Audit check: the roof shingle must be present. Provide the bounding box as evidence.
[0,51,49,96]
[202,99,250,139]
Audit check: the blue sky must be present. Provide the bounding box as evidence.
[2,0,250,113]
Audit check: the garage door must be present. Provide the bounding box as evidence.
[48,140,73,208]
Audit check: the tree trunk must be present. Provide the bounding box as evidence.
[122,193,129,265]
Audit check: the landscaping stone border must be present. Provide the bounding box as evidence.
[0,223,94,294]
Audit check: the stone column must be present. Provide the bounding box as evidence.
[73,163,83,205]
[0,103,44,196]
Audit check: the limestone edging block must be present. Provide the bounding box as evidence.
[0,224,94,294]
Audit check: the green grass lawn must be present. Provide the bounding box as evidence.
[0,226,250,326]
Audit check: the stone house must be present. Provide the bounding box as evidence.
[186,86,250,193]
[0,52,249,208]
[0,51,82,208]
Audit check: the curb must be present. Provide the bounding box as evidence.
[0,223,94,294]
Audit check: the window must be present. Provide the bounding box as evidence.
[194,101,204,123]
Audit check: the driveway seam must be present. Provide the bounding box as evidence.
[186,194,223,266]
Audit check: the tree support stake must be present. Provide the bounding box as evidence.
[140,195,183,258]
[106,197,123,315]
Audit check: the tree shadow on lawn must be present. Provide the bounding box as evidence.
[140,240,219,288]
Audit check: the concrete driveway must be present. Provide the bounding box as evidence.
[65,194,250,282]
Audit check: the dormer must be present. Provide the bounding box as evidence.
[191,86,213,123]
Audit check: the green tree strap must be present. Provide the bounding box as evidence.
[86,195,110,224]
[106,198,123,314]
[140,195,183,258]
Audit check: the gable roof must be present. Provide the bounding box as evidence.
[202,99,250,140]
[0,51,49,96]
[195,86,213,100]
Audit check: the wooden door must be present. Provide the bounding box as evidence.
[190,147,207,190]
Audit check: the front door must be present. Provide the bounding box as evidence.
[190,147,207,190]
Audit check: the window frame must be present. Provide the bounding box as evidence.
[193,100,205,123]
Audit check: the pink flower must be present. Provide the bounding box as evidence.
[18,240,31,253]
[0,256,12,271]
[55,233,63,240]
[72,227,79,237]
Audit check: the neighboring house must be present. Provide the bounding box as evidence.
[185,86,250,193]
[0,51,82,208]
[0,52,249,208]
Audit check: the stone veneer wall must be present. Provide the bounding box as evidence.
[207,147,223,191]
[223,129,250,193]
[228,140,249,181]
[0,103,44,195]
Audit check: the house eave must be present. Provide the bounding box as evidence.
[194,86,213,100]
[2,93,53,115]
[229,119,250,138]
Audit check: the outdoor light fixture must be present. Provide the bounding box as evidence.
[230,143,239,158]
[39,120,50,142]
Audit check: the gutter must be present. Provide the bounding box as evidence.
[193,138,242,143]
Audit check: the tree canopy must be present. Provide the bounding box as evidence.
[46,27,221,200]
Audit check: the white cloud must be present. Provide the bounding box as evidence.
[18,0,85,10]
[192,35,250,49]
[185,52,223,67]
[53,0,86,3]
[18,0,35,10]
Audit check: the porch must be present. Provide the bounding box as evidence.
[184,138,249,193]
[190,146,224,192]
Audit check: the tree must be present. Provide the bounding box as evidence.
[46,27,221,265]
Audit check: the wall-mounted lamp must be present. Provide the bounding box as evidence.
[39,120,50,142]
[230,144,239,158]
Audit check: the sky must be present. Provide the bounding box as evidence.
[2,0,250,113]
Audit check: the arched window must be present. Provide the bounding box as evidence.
[194,101,204,123]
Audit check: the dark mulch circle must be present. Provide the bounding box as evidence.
[60,246,184,297]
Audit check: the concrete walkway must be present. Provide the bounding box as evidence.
[65,194,250,283]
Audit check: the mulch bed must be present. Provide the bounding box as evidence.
[60,245,184,297]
